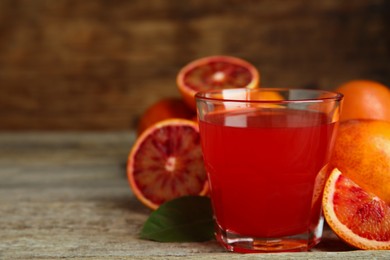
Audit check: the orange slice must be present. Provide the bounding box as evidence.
[322,168,390,250]
[127,119,209,210]
[177,55,260,110]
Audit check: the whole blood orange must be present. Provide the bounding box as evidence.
[330,119,390,204]
[177,56,260,110]
[322,168,390,250]
[137,97,195,135]
[127,119,208,210]
[335,80,390,122]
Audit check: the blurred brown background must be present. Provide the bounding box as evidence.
[1,0,389,131]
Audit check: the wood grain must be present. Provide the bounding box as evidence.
[0,0,389,130]
[1,132,389,259]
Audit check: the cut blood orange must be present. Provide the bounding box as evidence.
[127,119,209,210]
[177,55,260,110]
[322,168,390,250]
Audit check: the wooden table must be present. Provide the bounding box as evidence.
[0,132,388,259]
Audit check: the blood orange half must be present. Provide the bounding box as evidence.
[127,119,209,210]
[322,168,390,250]
[177,55,260,110]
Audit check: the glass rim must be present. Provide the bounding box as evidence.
[195,88,344,104]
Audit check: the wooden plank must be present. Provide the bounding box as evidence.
[0,132,389,259]
[0,0,389,130]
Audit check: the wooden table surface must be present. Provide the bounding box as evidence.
[0,132,388,259]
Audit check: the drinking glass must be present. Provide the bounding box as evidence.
[195,88,343,253]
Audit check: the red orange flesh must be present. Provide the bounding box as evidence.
[177,55,260,110]
[127,119,208,210]
[322,168,390,250]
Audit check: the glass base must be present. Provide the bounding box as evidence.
[215,217,324,253]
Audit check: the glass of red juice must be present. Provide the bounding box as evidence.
[195,88,343,253]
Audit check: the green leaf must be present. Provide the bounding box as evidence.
[140,196,214,242]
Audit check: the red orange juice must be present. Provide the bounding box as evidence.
[199,108,336,242]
